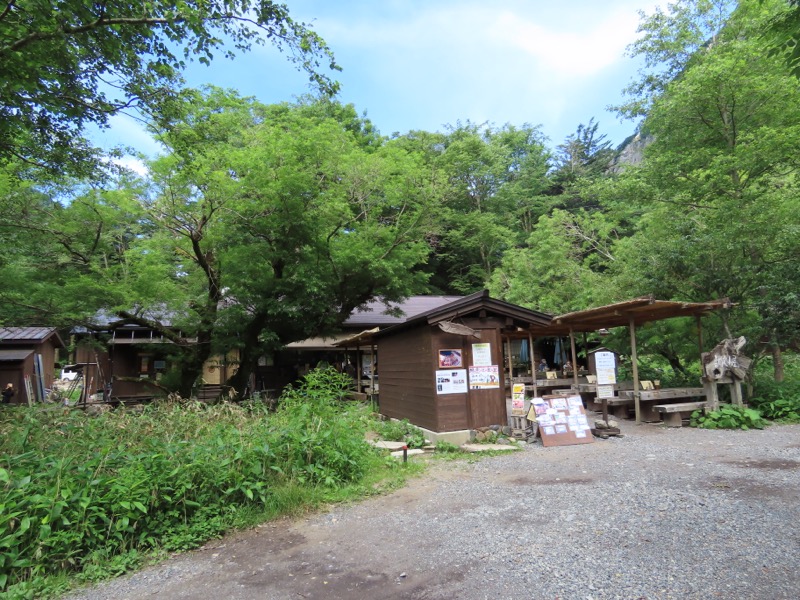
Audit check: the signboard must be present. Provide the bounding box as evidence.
[468,365,500,389]
[436,369,468,394]
[531,395,594,447]
[471,343,492,367]
[511,383,526,415]
[594,351,617,385]
[596,384,615,399]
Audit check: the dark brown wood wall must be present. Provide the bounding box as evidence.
[378,327,438,431]
[379,318,510,432]
[429,328,471,431]
[459,321,507,429]
[40,338,59,390]
[0,354,33,404]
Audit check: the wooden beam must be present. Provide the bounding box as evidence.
[629,315,641,424]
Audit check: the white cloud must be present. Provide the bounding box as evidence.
[111,156,149,177]
[489,9,641,78]
[94,114,162,157]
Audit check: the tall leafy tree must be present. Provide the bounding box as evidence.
[611,0,800,378]
[145,90,434,395]
[395,122,550,294]
[0,0,338,174]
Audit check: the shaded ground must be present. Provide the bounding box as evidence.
[65,420,800,600]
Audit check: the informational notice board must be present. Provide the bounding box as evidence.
[528,395,594,447]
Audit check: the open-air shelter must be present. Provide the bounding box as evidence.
[538,296,733,423]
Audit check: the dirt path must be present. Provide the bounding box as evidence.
[65,421,800,600]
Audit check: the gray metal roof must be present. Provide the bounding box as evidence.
[0,349,35,361]
[0,327,64,347]
[344,296,463,327]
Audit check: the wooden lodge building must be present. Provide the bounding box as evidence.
[0,327,65,404]
[371,291,551,433]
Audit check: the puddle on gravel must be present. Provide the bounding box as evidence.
[705,477,798,501]
[504,475,595,486]
[725,459,799,470]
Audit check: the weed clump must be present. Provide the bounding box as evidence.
[0,367,398,597]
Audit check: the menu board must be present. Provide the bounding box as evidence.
[528,395,594,447]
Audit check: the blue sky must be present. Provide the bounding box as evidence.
[98,0,661,167]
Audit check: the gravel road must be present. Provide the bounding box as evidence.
[64,420,800,600]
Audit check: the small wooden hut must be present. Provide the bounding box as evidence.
[373,291,551,433]
[0,327,65,404]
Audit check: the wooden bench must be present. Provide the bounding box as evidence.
[618,388,706,422]
[653,401,707,427]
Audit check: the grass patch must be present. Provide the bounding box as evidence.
[0,368,423,599]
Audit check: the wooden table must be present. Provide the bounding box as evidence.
[617,388,706,422]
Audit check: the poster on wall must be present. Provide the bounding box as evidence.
[436,369,468,394]
[438,349,463,368]
[471,343,492,367]
[594,351,617,385]
[468,365,500,389]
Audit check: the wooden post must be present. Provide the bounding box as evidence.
[370,341,376,396]
[529,333,538,397]
[703,377,719,411]
[696,315,704,373]
[505,336,513,383]
[356,349,362,394]
[569,329,579,388]
[629,316,641,424]
[730,379,743,406]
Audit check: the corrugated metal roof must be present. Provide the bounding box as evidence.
[0,349,34,361]
[345,296,462,326]
[0,327,64,346]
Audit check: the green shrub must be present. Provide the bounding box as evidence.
[749,379,800,422]
[0,367,391,597]
[373,418,427,449]
[434,441,462,453]
[690,404,767,430]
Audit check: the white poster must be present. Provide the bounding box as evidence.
[436,369,468,394]
[594,351,617,385]
[471,343,492,367]
[468,365,500,389]
[596,384,615,398]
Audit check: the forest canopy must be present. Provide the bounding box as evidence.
[1,0,798,392]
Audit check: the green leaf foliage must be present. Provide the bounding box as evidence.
[0,0,338,175]
[690,404,767,429]
[0,369,395,596]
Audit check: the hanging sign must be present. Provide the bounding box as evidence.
[594,351,617,385]
[511,383,526,415]
[596,384,615,398]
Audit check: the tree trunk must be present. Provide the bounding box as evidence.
[659,350,688,379]
[226,313,269,398]
[771,342,785,383]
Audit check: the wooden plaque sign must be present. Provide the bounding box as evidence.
[530,395,594,447]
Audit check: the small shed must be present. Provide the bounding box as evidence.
[0,327,65,404]
[373,291,551,433]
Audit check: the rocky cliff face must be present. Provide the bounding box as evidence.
[610,132,653,172]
